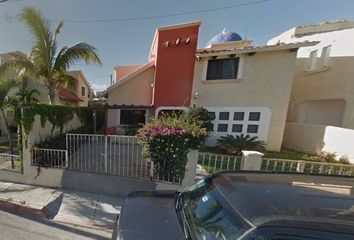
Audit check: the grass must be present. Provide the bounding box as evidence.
[263,150,321,162]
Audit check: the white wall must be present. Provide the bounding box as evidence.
[283,122,354,163]
[22,113,82,187]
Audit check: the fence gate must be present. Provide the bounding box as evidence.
[66,134,151,179]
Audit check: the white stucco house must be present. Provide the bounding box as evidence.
[269,20,354,160]
[102,22,316,151]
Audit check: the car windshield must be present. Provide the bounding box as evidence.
[180,177,250,240]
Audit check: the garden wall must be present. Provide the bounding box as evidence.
[22,113,82,187]
[283,122,354,163]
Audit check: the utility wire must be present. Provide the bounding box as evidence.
[0,0,272,23]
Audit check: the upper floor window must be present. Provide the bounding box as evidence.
[206,58,239,80]
[306,45,331,72]
[81,86,85,97]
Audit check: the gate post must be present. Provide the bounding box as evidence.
[105,136,108,173]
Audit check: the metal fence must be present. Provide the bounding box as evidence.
[31,148,68,168]
[197,152,242,177]
[0,153,20,171]
[197,152,354,178]
[66,134,151,179]
[262,158,354,176]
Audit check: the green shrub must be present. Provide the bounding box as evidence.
[136,115,207,182]
[123,125,141,136]
[217,134,265,156]
[186,106,213,132]
[319,151,337,162]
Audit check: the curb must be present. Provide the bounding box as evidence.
[0,199,48,218]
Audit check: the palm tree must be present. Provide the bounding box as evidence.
[217,134,266,155]
[0,7,101,104]
[0,79,19,165]
[15,87,39,105]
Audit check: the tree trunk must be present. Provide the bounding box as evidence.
[48,87,56,105]
[1,110,14,169]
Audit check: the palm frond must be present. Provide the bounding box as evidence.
[0,55,37,80]
[54,43,102,72]
[18,7,53,75]
[0,79,19,107]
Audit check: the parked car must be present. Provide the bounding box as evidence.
[112,172,354,239]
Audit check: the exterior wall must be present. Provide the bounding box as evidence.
[107,67,154,127]
[288,57,354,129]
[295,99,345,126]
[152,24,200,108]
[23,114,82,187]
[115,64,144,81]
[192,51,298,151]
[67,71,90,107]
[283,122,354,162]
[269,26,354,129]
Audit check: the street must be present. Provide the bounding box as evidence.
[0,210,111,240]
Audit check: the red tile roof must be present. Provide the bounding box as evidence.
[57,86,83,103]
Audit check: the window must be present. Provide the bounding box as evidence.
[320,45,331,67]
[219,112,229,120]
[247,125,259,133]
[249,112,261,121]
[208,112,216,120]
[180,178,250,240]
[120,110,146,125]
[217,124,228,132]
[206,58,239,80]
[81,86,85,97]
[232,124,243,133]
[307,50,318,71]
[233,112,244,121]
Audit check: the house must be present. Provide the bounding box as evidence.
[268,20,354,129]
[102,21,316,151]
[268,20,354,159]
[58,70,92,107]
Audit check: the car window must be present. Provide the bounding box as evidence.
[181,178,249,240]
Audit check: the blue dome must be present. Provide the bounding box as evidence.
[206,29,242,47]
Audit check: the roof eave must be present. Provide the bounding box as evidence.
[196,41,319,57]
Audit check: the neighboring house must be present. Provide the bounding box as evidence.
[58,70,92,107]
[102,21,316,151]
[268,20,354,159]
[268,20,354,129]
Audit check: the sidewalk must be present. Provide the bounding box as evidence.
[0,181,122,231]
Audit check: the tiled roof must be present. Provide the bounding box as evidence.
[58,86,83,103]
[196,41,319,56]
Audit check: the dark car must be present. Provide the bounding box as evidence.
[112,172,354,239]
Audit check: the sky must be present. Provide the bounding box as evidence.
[0,0,353,92]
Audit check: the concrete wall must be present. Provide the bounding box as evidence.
[287,57,354,129]
[269,26,354,130]
[283,122,354,162]
[22,113,82,187]
[296,99,345,126]
[192,51,297,151]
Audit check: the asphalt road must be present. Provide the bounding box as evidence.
[0,210,111,240]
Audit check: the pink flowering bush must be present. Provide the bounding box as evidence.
[136,115,208,182]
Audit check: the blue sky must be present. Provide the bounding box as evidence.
[0,0,353,92]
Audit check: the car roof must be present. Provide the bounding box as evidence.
[211,172,354,232]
